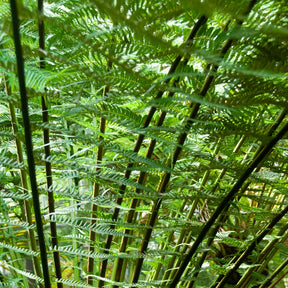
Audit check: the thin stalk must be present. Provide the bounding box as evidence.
[99,16,208,286]
[213,204,288,288]
[87,61,112,285]
[72,177,81,282]
[163,225,193,282]
[169,229,197,283]
[10,0,51,286]
[131,197,163,285]
[37,0,62,285]
[162,205,197,282]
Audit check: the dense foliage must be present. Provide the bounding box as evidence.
[0,0,288,287]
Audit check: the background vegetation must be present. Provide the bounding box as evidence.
[0,0,287,287]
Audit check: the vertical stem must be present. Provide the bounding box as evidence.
[9,0,51,286]
[37,0,63,285]
[72,175,81,282]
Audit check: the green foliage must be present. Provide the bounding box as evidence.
[0,0,288,287]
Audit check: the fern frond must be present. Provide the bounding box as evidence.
[0,242,39,257]
[25,66,54,92]
[49,214,139,238]
[56,278,94,288]
[0,189,31,201]
[5,263,44,284]
[0,218,35,230]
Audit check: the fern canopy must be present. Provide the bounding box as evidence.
[0,0,288,287]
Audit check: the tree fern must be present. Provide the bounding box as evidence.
[1,0,288,287]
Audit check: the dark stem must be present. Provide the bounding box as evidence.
[10,0,51,286]
[37,0,63,286]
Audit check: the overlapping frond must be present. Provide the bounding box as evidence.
[0,0,287,287]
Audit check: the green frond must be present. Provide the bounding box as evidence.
[49,185,114,206]
[56,246,113,259]
[86,274,169,287]
[275,243,288,258]
[56,278,94,288]
[25,66,54,92]
[0,242,39,257]
[0,154,24,170]
[5,264,44,284]
[49,214,139,238]
[0,218,35,230]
